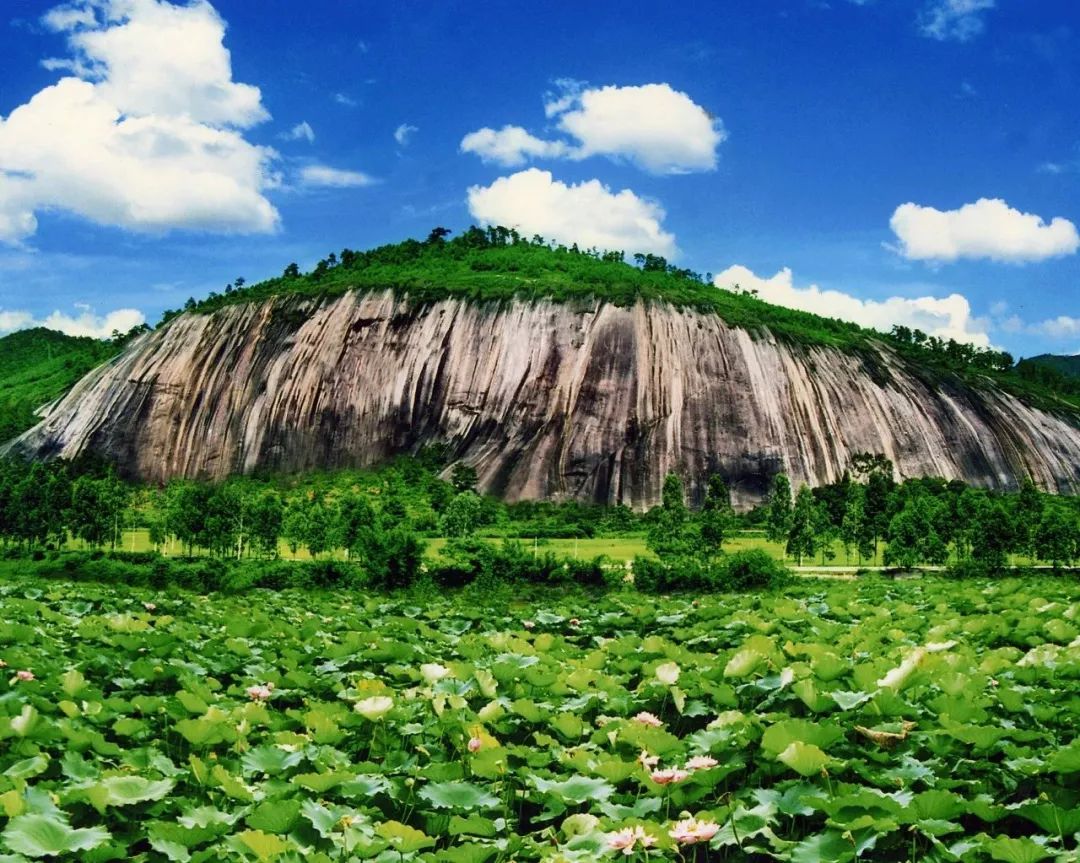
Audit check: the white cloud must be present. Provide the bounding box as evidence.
[467,168,676,257]
[889,198,1079,263]
[394,123,418,146]
[460,125,569,166]
[918,0,995,42]
[995,307,1080,343]
[542,78,584,118]
[283,120,314,143]
[0,304,145,338]
[713,264,991,346]
[299,165,374,188]
[552,83,725,174]
[334,92,357,107]
[1030,316,1080,339]
[0,0,278,244]
[461,82,724,175]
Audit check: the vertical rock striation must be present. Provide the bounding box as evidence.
[8,290,1080,507]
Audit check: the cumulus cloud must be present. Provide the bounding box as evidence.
[0,0,279,244]
[0,304,145,338]
[283,121,314,143]
[460,82,724,175]
[460,125,570,166]
[467,168,676,257]
[394,123,418,146]
[918,0,995,42]
[713,264,991,347]
[995,306,1080,343]
[299,165,375,188]
[889,198,1079,263]
[1035,316,1080,339]
[552,83,725,174]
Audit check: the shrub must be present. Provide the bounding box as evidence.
[945,559,991,580]
[304,559,362,590]
[358,528,425,590]
[631,555,713,593]
[716,549,789,591]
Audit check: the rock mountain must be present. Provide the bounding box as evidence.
[8,289,1080,508]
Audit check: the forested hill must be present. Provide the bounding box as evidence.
[0,329,123,441]
[1018,354,1080,379]
[154,226,1074,413]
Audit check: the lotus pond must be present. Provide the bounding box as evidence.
[0,575,1078,862]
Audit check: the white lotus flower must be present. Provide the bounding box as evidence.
[655,661,680,686]
[354,695,394,720]
[420,663,451,684]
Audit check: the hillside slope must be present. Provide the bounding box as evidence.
[8,290,1080,508]
[0,328,121,442]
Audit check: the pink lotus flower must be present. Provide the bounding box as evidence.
[468,736,482,752]
[686,755,719,771]
[569,618,581,627]
[633,711,663,727]
[637,750,660,769]
[15,670,34,682]
[0,659,7,668]
[246,684,273,701]
[608,828,636,855]
[650,768,689,785]
[143,602,157,612]
[522,620,535,630]
[669,817,720,845]
[607,826,655,855]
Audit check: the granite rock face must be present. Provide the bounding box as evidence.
[9,290,1080,507]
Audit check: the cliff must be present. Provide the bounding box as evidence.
[7,290,1080,508]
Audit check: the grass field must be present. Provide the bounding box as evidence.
[77,529,895,567]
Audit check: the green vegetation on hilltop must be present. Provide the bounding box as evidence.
[0,328,127,442]
[159,226,1079,413]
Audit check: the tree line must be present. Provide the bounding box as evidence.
[1,452,1076,589]
[756,455,1080,571]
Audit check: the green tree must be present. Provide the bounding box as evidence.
[450,463,478,494]
[884,493,948,568]
[786,485,818,565]
[336,493,376,556]
[1033,506,1079,569]
[204,484,244,558]
[764,473,793,545]
[165,480,209,556]
[248,490,284,558]
[839,485,866,564]
[441,491,482,538]
[698,473,734,557]
[282,493,333,558]
[647,473,694,560]
[861,472,895,564]
[814,499,839,565]
[969,501,1016,571]
[69,476,111,549]
[1013,477,1043,559]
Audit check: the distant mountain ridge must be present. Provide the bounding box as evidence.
[1018,354,1080,379]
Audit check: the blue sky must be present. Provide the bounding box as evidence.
[0,0,1078,357]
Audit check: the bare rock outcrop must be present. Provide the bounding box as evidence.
[9,290,1080,507]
